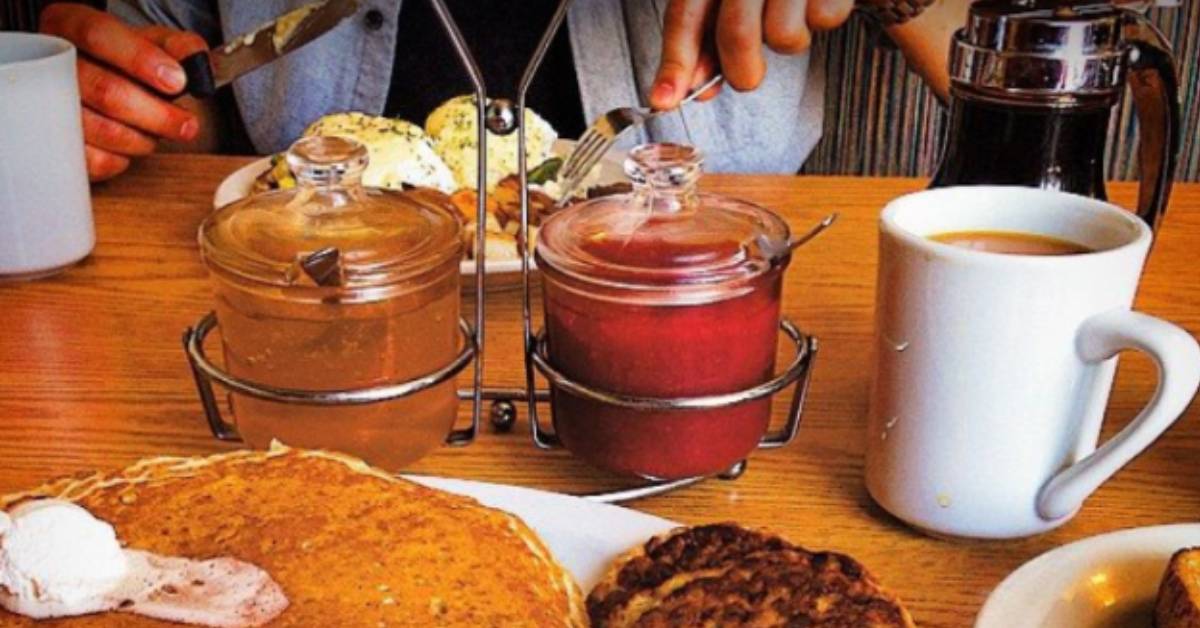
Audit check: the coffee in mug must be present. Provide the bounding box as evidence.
[928,230,1092,256]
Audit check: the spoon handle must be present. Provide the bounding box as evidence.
[680,74,724,107]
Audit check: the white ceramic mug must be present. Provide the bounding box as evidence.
[0,33,94,280]
[866,186,1200,539]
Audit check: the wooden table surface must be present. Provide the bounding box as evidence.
[2,154,1198,627]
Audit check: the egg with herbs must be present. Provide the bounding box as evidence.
[425,95,558,191]
[303,112,458,193]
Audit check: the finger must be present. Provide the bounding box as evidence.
[139,25,209,61]
[651,0,718,110]
[807,0,854,31]
[764,0,811,54]
[82,108,156,157]
[85,145,131,182]
[40,3,188,95]
[716,0,768,91]
[77,58,199,142]
[691,52,723,102]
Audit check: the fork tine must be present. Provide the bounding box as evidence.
[573,129,614,169]
[577,136,616,174]
[555,135,617,205]
[561,129,603,180]
[558,146,588,182]
[558,142,589,182]
[563,136,612,185]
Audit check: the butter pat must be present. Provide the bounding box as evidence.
[0,500,128,616]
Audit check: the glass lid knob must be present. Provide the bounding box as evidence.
[287,135,369,187]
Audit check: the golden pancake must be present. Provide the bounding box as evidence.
[0,445,586,627]
[588,523,914,627]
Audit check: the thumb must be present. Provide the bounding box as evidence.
[651,0,717,110]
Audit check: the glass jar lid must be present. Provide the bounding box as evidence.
[535,143,792,297]
[200,136,463,290]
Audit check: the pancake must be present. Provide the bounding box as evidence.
[0,445,586,627]
[587,523,914,627]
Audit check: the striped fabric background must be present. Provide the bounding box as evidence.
[804,4,1200,182]
[1,0,43,34]
[4,1,1198,182]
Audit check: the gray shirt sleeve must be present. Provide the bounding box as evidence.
[106,0,222,46]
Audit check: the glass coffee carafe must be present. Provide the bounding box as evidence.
[198,136,465,469]
[931,0,1180,232]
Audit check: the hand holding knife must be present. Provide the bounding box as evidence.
[40,0,359,181]
[177,0,360,99]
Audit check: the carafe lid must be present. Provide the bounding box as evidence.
[200,136,462,290]
[535,143,791,302]
[951,1,1130,103]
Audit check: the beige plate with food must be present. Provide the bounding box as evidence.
[212,139,626,279]
[976,524,1200,628]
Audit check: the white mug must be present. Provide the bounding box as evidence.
[866,186,1200,539]
[0,33,94,280]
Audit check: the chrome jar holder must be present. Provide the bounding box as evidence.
[183,313,481,445]
[182,0,821,503]
[525,321,816,451]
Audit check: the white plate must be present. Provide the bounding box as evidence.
[408,476,677,591]
[976,524,1200,628]
[212,139,626,277]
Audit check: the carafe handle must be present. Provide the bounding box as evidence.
[1123,11,1181,232]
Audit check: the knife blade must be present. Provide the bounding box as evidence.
[178,0,360,99]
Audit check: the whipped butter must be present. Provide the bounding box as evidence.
[0,499,288,627]
[0,500,129,616]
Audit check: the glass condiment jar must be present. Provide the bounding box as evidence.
[535,143,793,479]
[199,136,464,469]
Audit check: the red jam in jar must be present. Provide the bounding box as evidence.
[535,143,793,479]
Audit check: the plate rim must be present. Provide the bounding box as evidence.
[975,522,1200,628]
[404,474,679,529]
[404,474,679,590]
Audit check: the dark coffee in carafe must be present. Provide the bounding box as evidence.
[930,0,1181,233]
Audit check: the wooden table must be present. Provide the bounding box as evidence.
[2,154,1198,627]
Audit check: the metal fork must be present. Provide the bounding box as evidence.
[555,73,724,206]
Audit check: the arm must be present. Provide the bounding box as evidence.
[881,0,971,100]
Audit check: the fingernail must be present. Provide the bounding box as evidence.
[652,81,675,104]
[179,118,198,141]
[157,64,186,93]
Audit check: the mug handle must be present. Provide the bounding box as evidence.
[1037,310,1200,521]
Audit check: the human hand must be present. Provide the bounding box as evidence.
[40,4,208,181]
[650,0,855,110]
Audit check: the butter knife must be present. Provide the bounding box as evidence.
[178,0,360,99]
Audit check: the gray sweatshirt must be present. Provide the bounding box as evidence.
[108,0,824,173]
